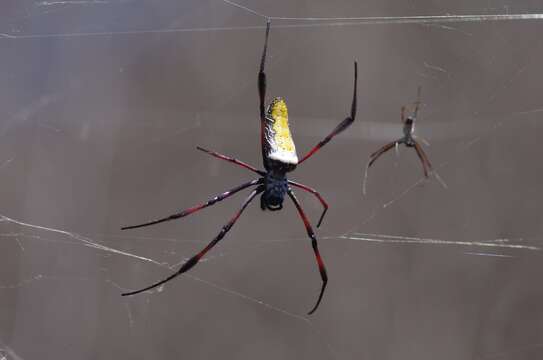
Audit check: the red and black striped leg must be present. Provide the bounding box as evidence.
[368,140,398,168]
[298,61,357,165]
[122,187,263,297]
[413,141,433,178]
[288,180,329,228]
[258,20,271,163]
[121,179,262,230]
[196,146,265,176]
[287,189,328,315]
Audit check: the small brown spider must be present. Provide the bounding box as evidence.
[366,87,433,181]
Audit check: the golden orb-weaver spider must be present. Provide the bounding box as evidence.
[121,20,358,315]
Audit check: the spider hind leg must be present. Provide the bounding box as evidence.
[288,189,328,315]
[122,187,263,297]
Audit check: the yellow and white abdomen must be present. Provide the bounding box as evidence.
[264,97,298,166]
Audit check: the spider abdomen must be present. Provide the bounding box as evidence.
[263,97,298,169]
[404,118,415,137]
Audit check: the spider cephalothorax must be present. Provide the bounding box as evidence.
[261,172,289,211]
[121,20,357,315]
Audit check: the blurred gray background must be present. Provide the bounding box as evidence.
[1,1,543,359]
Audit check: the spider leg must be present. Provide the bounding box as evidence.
[288,180,329,228]
[287,189,328,315]
[368,140,399,168]
[258,20,271,164]
[413,140,433,178]
[401,106,406,123]
[298,61,358,165]
[121,179,263,230]
[122,187,263,297]
[196,146,265,176]
[413,86,422,119]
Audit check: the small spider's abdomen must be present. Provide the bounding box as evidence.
[403,118,415,137]
[264,97,298,167]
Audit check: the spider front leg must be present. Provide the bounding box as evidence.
[121,179,262,230]
[288,189,328,315]
[196,146,265,176]
[258,20,271,163]
[413,141,433,178]
[367,140,401,168]
[298,61,358,164]
[288,180,328,228]
[122,187,263,296]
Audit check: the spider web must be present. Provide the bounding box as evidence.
[1,1,543,359]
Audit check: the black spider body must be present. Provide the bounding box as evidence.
[261,172,289,211]
[120,20,358,315]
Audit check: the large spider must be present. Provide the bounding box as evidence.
[121,20,358,315]
[366,87,432,178]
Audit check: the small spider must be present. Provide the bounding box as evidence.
[366,87,433,179]
[121,20,358,315]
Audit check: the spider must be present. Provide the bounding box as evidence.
[366,87,433,179]
[121,20,358,315]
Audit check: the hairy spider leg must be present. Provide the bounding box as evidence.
[298,61,358,164]
[288,189,328,315]
[258,20,271,165]
[288,180,329,228]
[122,187,263,296]
[196,146,265,176]
[368,140,400,168]
[414,141,433,178]
[121,179,262,230]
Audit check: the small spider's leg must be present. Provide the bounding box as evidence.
[258,20,271,164]
[287,189,328,315]
[413,140,433,178]
[367,140,397,168]
[121,179,263,230]
[401,106,406,123]
[413,86,422,119]
[288,180,329,228]
[298,61,358,165]
[122,187,263,297]
[419,137,431,147]
[416,140,433,170]
[196,146,265,176]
